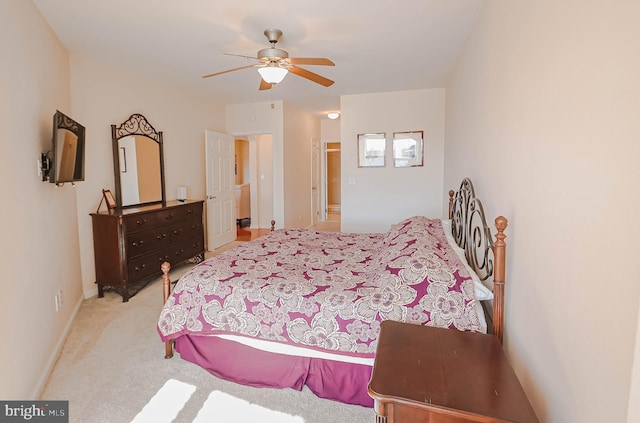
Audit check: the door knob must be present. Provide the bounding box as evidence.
[206,195,217,200]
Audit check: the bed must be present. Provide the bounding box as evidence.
[157,178,508,407]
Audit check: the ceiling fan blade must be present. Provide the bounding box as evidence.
[288,66,334,87]
[287,58,335,66]
[259,79,273,91]
[224,53,259,60]
[202,64,255,78]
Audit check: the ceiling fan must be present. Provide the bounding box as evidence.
[202,28,335,91]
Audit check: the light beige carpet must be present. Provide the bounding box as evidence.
[39,241,372,423]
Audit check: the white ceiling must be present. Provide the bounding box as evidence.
[33,0,484,118]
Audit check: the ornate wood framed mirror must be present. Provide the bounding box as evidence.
[111,114,166,208]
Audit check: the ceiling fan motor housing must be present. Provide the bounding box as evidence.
[259,29,288,63]
[258,48,289,63]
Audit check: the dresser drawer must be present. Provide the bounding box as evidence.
[123,202,203,234]
[126,225,175,258]
[169,217,204,244]
[156,203,203,224]
[127,252,170,281]
[169,239,205,264]
[123,213,160,234]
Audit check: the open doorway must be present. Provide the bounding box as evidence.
[325,142,341,222]
[234,138,251,228]
[234,134,274,241]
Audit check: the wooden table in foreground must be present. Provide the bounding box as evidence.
[368,321,539,423]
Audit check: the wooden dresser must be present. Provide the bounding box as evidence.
[368,321,539,423]
[91,200,205,302]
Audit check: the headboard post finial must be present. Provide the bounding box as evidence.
[448,190,455,219]
[493,216,508,344]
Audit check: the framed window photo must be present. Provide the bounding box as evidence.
[393,131,424,168]
[358,133,386,167]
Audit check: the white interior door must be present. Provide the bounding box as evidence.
[205,130,236,250]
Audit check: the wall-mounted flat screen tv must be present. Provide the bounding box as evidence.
[50,110,85,185]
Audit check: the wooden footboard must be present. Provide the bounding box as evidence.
[161,221,277,358]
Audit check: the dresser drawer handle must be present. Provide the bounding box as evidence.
[174,229,183,235]
[165,214,174,220]
[134,264,146,272]
[136,219,148,225]
[187,209,193,214]
[156,234,167,240]
[132,241,144,247]
[175,249,185,255]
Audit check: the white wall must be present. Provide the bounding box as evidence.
[283,103,320,228]
[253,134,274,228]
[445,1,640,421]
[340,89,446,233]
[321,118,340,143]
[70,55,225,298]
[630,305,640,422]
[0,0,83,399]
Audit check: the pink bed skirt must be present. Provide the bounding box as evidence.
[175,334,374,407]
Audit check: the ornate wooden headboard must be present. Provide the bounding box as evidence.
[448,178,508,343]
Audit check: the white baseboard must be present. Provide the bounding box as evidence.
[83,286,98,299]
[31,294,84,400]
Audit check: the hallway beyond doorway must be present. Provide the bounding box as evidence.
[235,211,341,241]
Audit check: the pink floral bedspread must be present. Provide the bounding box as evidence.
[158,216,483,359]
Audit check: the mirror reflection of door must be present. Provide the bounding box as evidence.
[119,136,140,205]
[118,135,162,206]
[326,142,341,221]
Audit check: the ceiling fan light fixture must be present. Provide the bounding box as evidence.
[327,112,340,120]
[258,65,288,84]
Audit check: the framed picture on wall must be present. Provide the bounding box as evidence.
[392,131,424,168]
[357,133,386,167]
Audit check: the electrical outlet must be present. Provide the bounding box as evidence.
[37,158,42,177]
